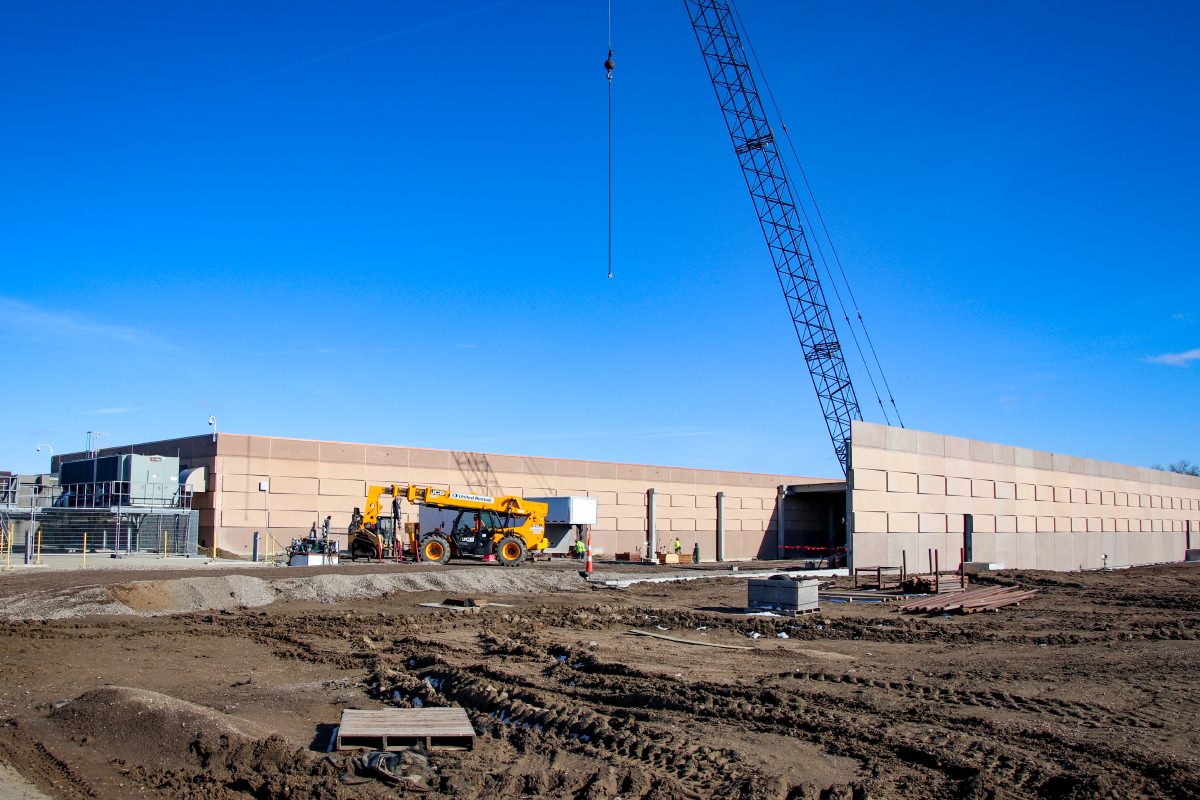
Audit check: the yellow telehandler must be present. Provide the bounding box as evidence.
[349,484,549,566]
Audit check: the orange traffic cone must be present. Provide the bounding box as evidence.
[585,532,593,577]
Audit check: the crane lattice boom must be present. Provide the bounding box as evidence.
[684,0,862,476]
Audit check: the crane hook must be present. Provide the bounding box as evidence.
[604,49,615,81]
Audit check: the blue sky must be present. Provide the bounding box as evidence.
[1,0,1197,477]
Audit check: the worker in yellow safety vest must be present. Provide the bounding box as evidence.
[673,537,682,555]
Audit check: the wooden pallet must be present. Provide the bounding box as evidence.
[337,708,476,751]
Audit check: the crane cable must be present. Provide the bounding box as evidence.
[605,0,614,279]
[730,1,905,428]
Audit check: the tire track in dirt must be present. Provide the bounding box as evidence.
[0,721,95,799]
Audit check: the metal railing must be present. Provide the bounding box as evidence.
[0,477,198,560]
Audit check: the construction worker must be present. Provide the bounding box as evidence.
[673,536,682,555]
[574,533,587,559]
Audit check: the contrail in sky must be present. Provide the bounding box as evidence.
[205,0,521,95]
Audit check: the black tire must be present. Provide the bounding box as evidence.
[495,535,527,566]
[420,533,451,565]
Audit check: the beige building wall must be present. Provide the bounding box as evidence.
[849,421,1200,572]
[62,434,836,559]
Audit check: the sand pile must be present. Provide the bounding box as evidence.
[0,567,587,620]
[274,567,584,603]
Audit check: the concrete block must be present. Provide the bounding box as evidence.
[915,430,945,456]
[320,478,363,497]
[747,578,819,614]
[854,511,887,532]
[319,442,365,463]
[616,464,645,481]
[853,468,886,492]
[918,474,946,495]
[885,426,918,453]
[270,438,319,460]
[946,477,971,497]
[270,476,318,495]
[945,434,974,460]
[887,472,918,493]
[992,445,1015,465]
[918,513,946,533]
[972,479,995,499]
[851,421,886,448]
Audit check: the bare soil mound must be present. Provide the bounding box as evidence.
[48,687,271,771]
[44,687,397,799]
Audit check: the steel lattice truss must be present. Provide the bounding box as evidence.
[685,0,862,475]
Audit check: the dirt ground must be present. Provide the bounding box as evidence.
[0,559,1197,800]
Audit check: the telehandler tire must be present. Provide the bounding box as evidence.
[495,536,527,566]
[420,534,451,565]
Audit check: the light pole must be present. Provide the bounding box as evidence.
[32,444,54,566]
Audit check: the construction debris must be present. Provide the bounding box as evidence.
[349,749,435,791]
[898,585,1037,614]
[443,597,488,608]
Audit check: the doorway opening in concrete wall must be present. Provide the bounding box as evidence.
[780,482,847,566]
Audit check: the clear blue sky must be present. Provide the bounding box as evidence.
[2,0,1197,477]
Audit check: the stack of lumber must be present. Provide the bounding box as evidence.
[819,589,911,604]
[898,585,1037,615]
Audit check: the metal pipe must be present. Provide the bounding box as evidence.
[646,488,657,558]
[715,492,726,562]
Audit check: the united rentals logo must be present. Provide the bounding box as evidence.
[450,491,495,504]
